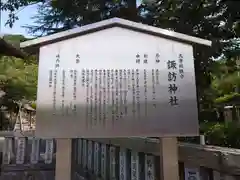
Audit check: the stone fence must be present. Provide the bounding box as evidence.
[0,133,240,180]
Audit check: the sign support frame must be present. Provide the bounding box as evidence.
[159,137,179,180]
[55,139,72,180]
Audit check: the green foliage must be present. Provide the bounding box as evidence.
[1,0,240,147]
[3,34,28,45]
[214,93,240,104]
[0,56,38,111]
[201,121,240,148]
[211,72,240,95]
[0,34,38,129]
[30,102,36,109]
[0,34,38,112]
[142,1,240,103]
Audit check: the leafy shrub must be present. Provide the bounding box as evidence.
[201,121,240,148]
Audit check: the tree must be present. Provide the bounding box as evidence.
[1,0,240,114]
[0,55,38,110]
[0,35,38,129]
[141,0,240,111]
[1,0,139,35]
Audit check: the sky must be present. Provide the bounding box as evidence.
[1,4,38,38]
[0,0,143,38]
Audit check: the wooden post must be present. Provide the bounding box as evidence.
[159,137,179,180]
[55,139,72,180]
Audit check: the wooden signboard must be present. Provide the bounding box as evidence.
[20,18,211,180]
[21,18,211,138]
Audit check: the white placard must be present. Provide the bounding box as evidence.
[184,167,200,180]
[77,139,82,165]
[36,26,199,138]
[2,137,12,164]
[16,137,26,164]
[87,141,93,170]
[83,139,87,168]
[109,146,116,179]
[44,139,54,164]
[30,138,40,164]
[119,148,127,180]
[131,151,139,180]
[145,155,155,180]
[101,144,107,179]
[94,142,100,175]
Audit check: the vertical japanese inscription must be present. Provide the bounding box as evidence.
[155,69,160,85]
[90,70,94,127]
[86,69,89,127]
[49,70,53,88]
[73,70,78,116]
[144,54,148,64]
[94,69,98,125]
[132,69,136,119]
[152,69,156,108]
[155,53,160,64]
[127,69,131,91]
[111,70,115,125]
[55,54,60,68]
[136,53,140,64]
[144,69,148,117]
[119,69,123,119]
[53,54,60,115]
[115,70,119,121]
[145,155,155,180]
[126,69,131,116]
[178,53,184,79]
[53,68,57,114]
[99,69,102,125]
[167,57,179,106]
[136,69,140,118]
[45,139,54,164]
[107,70,110,121]
[119,148,127,180]
[76,53,80,64]
[16,138,26,164]
[123,69,128,116]
[102,70,106,126]
[61,70,65,116]
[82,69,85,87]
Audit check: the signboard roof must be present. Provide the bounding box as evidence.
[0,38,25,59]
[20,17,211,50]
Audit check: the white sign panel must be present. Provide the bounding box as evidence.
[36,27,199,138]
[2,138,12,164]
[101,144,107,179]
[131,151,139,180]
[44,139,54,164]
[184,167,200,180]
[83,139,87,168]
[119,148,127,180]
[16,138,26,164]
[145,155,155,180]
[94,142,100,175]
[77,139,82,165]
[87,141,93,170]
[109,146,116,179]
[30,138,40,164]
